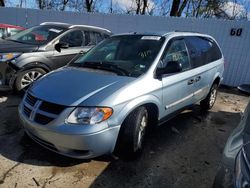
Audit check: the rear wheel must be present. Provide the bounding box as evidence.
[200,84,218,111]
[15,68,46,91]
[114,106,148,160]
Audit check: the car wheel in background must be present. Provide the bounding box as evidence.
[15,68,46,91]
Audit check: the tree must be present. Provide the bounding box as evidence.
[142,0,148,14]
[183,0,224,18]
[61,0,69,11]
[0,0,5,7]
[170,0,188,17]
[36,0,46,9]
[135,0,150,15]
[85,0,94,12]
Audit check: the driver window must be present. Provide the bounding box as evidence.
[161,39,190,70]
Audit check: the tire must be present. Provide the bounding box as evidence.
[15,68,46,91]
[114,106,148,160]
[200,83,218,111]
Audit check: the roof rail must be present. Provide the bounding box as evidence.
[174,30,201,33]
[40,22,70,26]
[69,25,111,33]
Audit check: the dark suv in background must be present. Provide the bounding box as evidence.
[0,22,111,91]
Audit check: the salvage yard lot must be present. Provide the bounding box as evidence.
[0,88,249,188]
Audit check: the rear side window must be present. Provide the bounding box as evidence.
[185,36,222,68]
[60,30,84,47]
[84,31,106,46]
[95,32,103,43]
[85,31,96,46]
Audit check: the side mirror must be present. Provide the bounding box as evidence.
[55,42,69,53]
[156,61,182,77]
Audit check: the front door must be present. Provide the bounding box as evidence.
[160,38,195,116]
[50,30,91,69]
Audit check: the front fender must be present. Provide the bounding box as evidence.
[14,54,52,70]
[110,94,162,126]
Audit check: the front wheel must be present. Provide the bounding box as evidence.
[114,106,148,160]
[200,84,218,111]
[15,68,46,91]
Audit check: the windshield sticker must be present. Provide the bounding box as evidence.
[49,28,63,33]
[141,36,161,40]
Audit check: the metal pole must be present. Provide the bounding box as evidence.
[25,0,28,27]
[110,0,113,13]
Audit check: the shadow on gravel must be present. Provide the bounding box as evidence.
[0,91,90,167]
[89,105,241,188]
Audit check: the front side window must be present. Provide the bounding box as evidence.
[161,39,190,71]
[7,25,67,45]
[72,35,165,77]
[60,30,84,47]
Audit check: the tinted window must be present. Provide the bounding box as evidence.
[185,36,222,68]
[95,32,103,43]
[60,30,83,47]
[161,39,190,71]
[84,31,96,46]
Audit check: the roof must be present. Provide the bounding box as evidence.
[113,32,166,37]
[40,22,111,34]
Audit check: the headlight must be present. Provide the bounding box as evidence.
[67,107,113,125]
[0,53,21,62]
[235,149,250,188]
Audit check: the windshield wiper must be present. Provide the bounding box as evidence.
[74,61,129,76]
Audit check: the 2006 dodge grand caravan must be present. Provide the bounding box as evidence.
[19,32,224,159]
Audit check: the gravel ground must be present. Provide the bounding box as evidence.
[0,87,249,188]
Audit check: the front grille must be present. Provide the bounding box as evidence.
[35,113,54,125]
[22,93,66,125]
[39,101,66,115]
[23,105,32,117]
[25,93,37,106]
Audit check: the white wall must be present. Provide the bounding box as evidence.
[0,7,249,86]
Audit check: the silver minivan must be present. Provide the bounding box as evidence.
[19,32,224,159]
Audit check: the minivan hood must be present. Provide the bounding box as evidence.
[0,39,39,53]
[30,67,134,106]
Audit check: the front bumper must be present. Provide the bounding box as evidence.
[0,61,16,90]
[213,165,234,188]
[18,105,121,159]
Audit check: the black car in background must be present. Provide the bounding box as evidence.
[214,100,250,188]
[0,22,111,91]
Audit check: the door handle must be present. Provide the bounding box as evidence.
[188,79,194,85]
[195,76,201,82]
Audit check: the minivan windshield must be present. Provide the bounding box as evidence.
[6,25,67,45]
[72,35,165,77]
